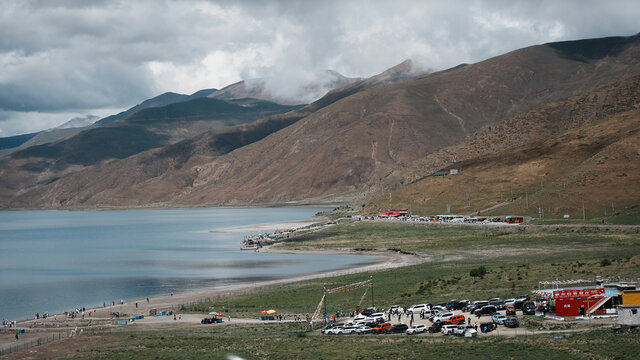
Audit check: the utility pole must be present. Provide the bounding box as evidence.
[323,283,328,322]
[466,190,471,207]
[389,192,392,202]
[582,199,586,221]
[370,276,375,308]
[525,191,529,210]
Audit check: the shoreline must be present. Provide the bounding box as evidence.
[6,245,426,331]
[209,219,320,233]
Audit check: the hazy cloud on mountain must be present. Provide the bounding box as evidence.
[1,0,639,136]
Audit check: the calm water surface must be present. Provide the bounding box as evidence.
[0,208,375,321]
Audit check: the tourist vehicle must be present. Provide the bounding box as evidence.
[506,216,524,223]
[428,321,445,333]
[367,312,386,322]
[335,325,359,335]
[444,314,466,325]
[407,304,429,314]
[454,325,475,336]
[361,307,378,316]
[384,323,409,334]
[522,301,536,315]
[491,313,507,324]
[466,300,489,313]
[372,322,392,334]
[356,326,373,335]
[474,305,497,317]
[505,305,516,316]
[504,317,520,328]
[441,324,458,335]
[406,324,427,335]
[432,311,454,322]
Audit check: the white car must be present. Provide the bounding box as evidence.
[406,324,427,335]
[432,312,454,323]
[388,305,404,314]
[367,312,385,322]
[408,304,429,314]
[335,325,358,335]
[454,325,475,336]
[352,314,367,322]
[327,326,344,335]
[441,324,458,335]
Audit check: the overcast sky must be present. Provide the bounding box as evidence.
[1,0,639,137]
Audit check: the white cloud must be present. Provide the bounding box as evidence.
[1,0,640,136]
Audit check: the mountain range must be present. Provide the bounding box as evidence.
[1,34,639,218]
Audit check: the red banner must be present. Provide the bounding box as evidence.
[553,287,604,299]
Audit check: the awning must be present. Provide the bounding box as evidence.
[587,296,611,315]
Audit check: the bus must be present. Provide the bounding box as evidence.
[505,216,524,224]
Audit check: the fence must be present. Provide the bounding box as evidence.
[0,332,65,357]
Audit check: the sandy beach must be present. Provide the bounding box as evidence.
[209,219,320,233]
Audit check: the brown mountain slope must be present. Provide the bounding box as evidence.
[5,35,640,208]
[365,107,640,219]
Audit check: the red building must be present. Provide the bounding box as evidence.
[553,287,606,316]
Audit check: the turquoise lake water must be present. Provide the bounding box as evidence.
[0,207,375,321]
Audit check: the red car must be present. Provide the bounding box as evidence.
[372,322,392,334]
[506,305,516,316]
[445,314,466,325]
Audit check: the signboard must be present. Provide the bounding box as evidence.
[553,287,604,299]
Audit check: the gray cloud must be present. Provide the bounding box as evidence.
[1,0,639,136]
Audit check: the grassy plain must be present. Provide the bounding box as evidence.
[75,328,640,360]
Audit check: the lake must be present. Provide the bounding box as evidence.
[0,207,375,321]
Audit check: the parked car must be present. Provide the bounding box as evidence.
[361,307,378,316]
[489,297,503,306]
[388,305,404,314]
[467,301,489,313]
[372,322,392,334]
[336,325,359,335]
[504,317,520,328]
[326,326,344,335]
[522,301,536,315]
[480,322,495,333]
[441,324,458,335]
[407,304,429,314]
[432,311,454,323]
[454,325,476,336]
[474,305,497,317]
[406,324,427,335]
[428,321,445,333]
[321,323,340,334]
[431,305,448,313]
[419,309,432,318]
[445,314,466,325]
[356,326,373,335]
[353,314,367,322]
[456,300,471,310]
[505,305,516,316]
[494,301,506,310]
[491,313,507,324]
[367,312,386,323]
[385,323,409,334]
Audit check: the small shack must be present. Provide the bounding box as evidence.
[617,305,640,326]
